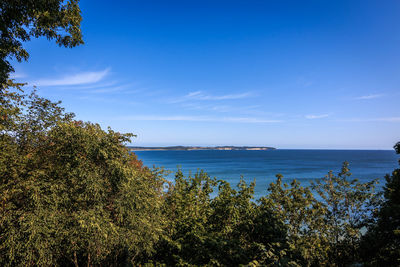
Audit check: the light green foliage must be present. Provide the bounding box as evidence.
[0,0,83,84]
[0,84,165,266]
[265,163,378,266]
[312,162,379,265]
[264,175,327,266]
[153,172,287,266]
[154,170,218,265]
[210,179,287,266]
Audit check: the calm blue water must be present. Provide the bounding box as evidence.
[135,150,399,198]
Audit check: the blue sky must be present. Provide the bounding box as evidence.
[11,0,400,149]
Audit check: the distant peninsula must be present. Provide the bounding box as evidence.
[128,146,276,151]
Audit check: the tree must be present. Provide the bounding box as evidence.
[265,163,378,267]
[0,1,169,265]
[0,87,165,266]
[361,142,400,266]
[209,179,287,266]
[312,162,379,266]
[265,175,327,266]
[152,170,218,266]
[152,172,287,266]
[0,0,83,84]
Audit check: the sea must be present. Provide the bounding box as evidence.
[134,149,399,199]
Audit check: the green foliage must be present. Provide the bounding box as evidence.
[156,170,217,265]
[0,84,165,266]
[151,162,380,267]
[1,80,399,266]
[312,163,379,266]
[265,163,378,266]
[0,0,83,84]
[1,80,397,267]
[153,172,286,266]
[264,175,327,266]
[361,142,400,266]
[3,1,398,266]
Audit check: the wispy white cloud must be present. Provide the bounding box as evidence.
[181,103,231,112]
[89,83,139,94]
[170,90,253,103]
[341,117,400,122]
[305,114,330,119]
[118,115,282,123]
[375,117,400,122]
[33,68,110,86]
[355,94,384,100]
[77,95,118,103]
[179,103,276,117]
[222,117,281,123]
[187,91,252,100]
[372,117,400,122]
[66,81,119,90]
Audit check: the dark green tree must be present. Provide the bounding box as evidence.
[0,0,83,84]
[361,142,400,266]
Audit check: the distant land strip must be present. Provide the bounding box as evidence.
[128,146,276,151]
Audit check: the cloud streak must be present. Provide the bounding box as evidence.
[118,115,281,123]
[355,94,384,100]
[341,117,400,122]
[88,83,139,94]
[33,68,110,86]
[186,91,252,100]
[305,114,330,119]
[170,90,253,103]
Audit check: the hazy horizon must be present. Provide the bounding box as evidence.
[128,142,395,150]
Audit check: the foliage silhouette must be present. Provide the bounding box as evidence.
[0,0,83,84]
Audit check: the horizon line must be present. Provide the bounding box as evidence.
[127,145,395,151]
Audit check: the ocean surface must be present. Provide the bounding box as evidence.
[135,149,399,198]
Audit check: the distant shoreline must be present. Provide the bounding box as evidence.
[128,146,276,151]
